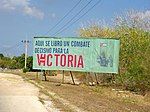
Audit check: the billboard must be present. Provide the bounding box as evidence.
[33,37,120,73]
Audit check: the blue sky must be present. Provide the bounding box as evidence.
[0,0,149,56]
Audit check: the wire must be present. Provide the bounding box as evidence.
[52,0,94,36]
[0,42,20,53]
[54,0,102,36]
[0,43,21,57]
[44,0,82,36]
[1,43,20,52]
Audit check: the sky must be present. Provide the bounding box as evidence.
[0,0,149,56]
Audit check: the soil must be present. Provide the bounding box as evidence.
[0,73,58,112]
[2,71,150,112]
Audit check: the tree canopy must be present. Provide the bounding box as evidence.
[0,53,33,72]
[79,10,150,93]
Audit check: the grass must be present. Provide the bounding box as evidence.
[39,97,45,104]
[122,97,137,104]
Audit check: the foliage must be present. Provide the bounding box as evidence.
[26,56,33,71]
[0,53,33,72]
[23,68,29,73]
[0,56,11,69]
[0,53,4,59]
[79,10,150,93]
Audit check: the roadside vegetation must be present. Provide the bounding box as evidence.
[79,10,150,94]
[0,53,33,72]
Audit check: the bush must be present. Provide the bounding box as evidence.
[79,11,150,93]
[23,68,29,73]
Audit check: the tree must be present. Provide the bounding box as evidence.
[17,54,25,69]
[79,10,150,93]
[0,53,4,59]
[9,59,17,69]
[0,53,34,72]
[27,56,33,71]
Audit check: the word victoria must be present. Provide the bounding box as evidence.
[37,54,84,68]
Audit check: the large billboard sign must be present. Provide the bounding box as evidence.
[33,37,120,73]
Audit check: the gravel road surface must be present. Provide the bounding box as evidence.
[0,73,48,112]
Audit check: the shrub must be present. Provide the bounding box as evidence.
[23,68,29,73]
[78,10,150,93]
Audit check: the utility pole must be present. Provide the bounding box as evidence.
[21,39,29,69]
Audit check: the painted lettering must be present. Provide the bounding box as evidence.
[36,54,84,68]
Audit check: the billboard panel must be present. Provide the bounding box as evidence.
[33,37,120,73]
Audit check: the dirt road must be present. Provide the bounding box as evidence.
[1,72,150,112]
[0,73,49,112]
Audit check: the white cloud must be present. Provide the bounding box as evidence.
[0,0,44,19]
[23,6,44,19]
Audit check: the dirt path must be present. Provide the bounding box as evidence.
[0,73,54,112]
[37,74,150,112]
[2,72,150,112]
